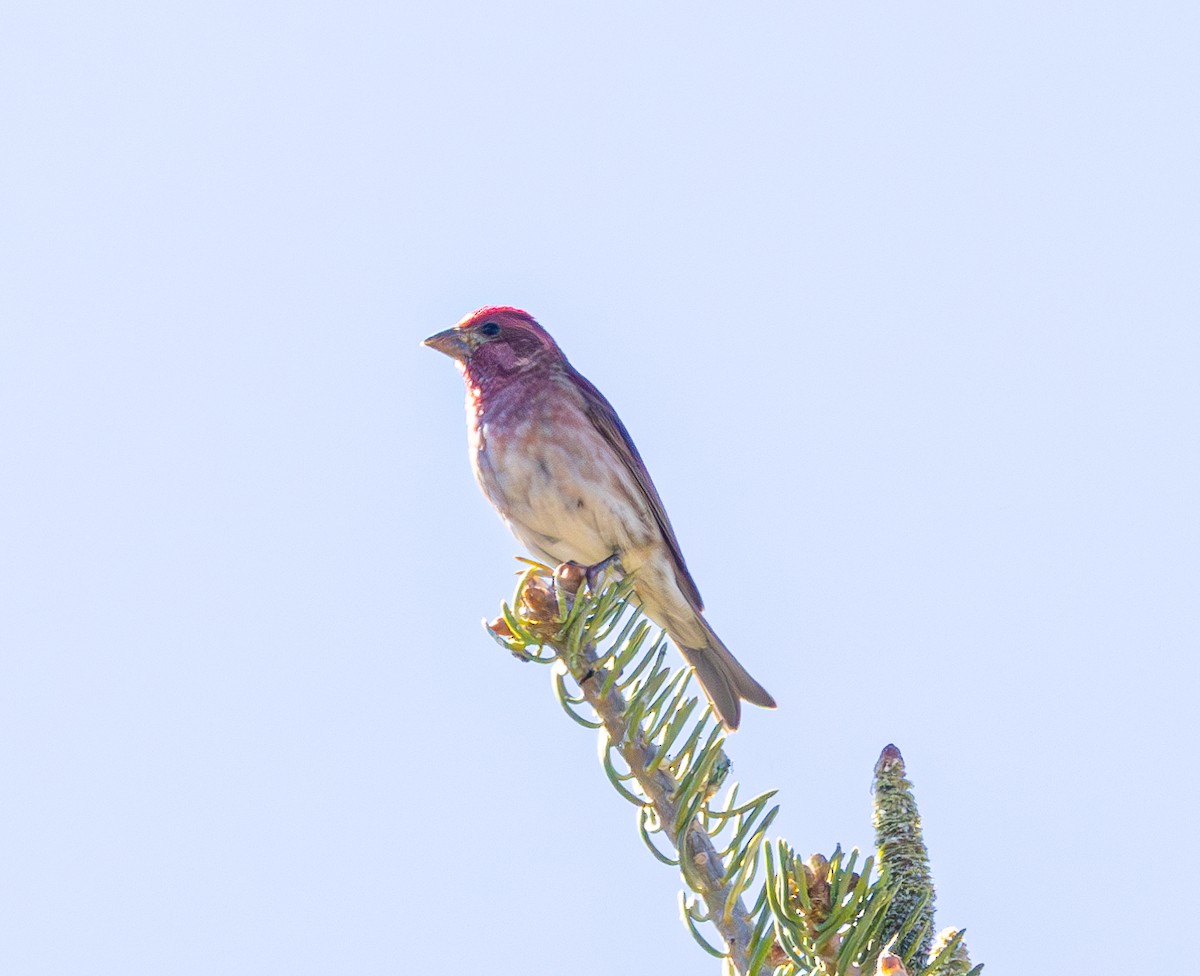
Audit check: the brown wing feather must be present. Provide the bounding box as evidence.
[565,364,705,610]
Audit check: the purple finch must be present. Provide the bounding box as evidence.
[425,307,775,730]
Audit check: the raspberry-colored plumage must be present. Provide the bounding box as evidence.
[425,307,775,730]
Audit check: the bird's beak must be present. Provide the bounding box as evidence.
[423,327,473,362]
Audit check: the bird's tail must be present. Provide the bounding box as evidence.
[677,621,776,732]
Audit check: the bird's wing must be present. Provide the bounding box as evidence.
[566,364,705,611]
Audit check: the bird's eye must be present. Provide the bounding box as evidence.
[479,321,501,337]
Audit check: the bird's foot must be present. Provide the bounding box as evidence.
[584,553,623,592]
[557,554,623,595]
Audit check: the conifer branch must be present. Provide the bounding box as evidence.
[872,745,936,968]
[484,561,983,976]
[491,562,766,973]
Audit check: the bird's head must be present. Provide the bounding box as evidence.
[423,307,564,380]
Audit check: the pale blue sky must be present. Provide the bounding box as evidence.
[2,3,1197,974]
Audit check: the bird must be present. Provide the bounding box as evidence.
[424,306,775,730]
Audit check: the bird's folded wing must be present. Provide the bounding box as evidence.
[566,364,706,612]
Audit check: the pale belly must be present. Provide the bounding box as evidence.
[471,413,657,569]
